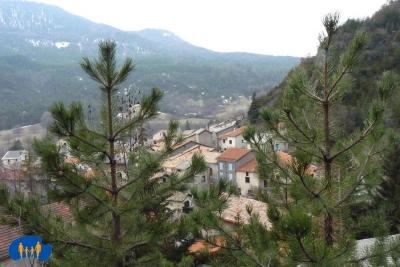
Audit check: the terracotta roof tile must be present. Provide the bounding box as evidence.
[65,156,80,164]
[188,237,224,255]
[218,126,246,139]
[216,148,251,162]
[42,202,73,224]
[221,195,271,228]
[237,158,258,173]
[235,151,316,175]
[276,151,292,165]
[0,225,23,261]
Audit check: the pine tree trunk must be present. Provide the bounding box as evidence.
[323,51,334,246]
[107,88,122,266]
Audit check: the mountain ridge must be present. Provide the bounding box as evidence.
[0,0,299,130]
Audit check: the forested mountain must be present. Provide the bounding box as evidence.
[249,0,400,133]
[0,0,299,130]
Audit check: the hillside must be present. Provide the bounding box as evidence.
[248,0,400,132]
[0,0,299,130]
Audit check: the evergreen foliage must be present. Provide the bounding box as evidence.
[8,139,24,150]
[0,40,207,266]
[193,14,400,266]
[248,0,400,236]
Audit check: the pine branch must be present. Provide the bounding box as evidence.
[295,235,317,263]
[284,110,326,159]
[329,121,376,161]
[334,146,375,208]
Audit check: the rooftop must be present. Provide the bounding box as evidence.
[222,195,271,228]
[184,128,211,139]
[171,139,199,150]
[182,129,195,137]
[1,150,26,160]
[237,158,258,173]
[42,201,73,224]
[235,151,302,174]
[188,237,224,255]
[167,191,192,203]
[217,148,251,162]
[209,120,237,133]
[218,126,246,139]
[163,145,218,170]
[0,224,23,261]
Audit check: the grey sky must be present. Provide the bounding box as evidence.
[34,0,388,57]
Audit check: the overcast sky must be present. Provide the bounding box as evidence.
[33,0,388,57]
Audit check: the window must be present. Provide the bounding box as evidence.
[275,143,280,151]
[245,176,250,183]
[219,171,224,178]
[229,139,232,144]
[219,162,224,170]
[223,139,226,143]
[184,200,190,208]
[246,172,249,176]
[228,163,233,171]
[263,180,268,188]
[202,175,206,182]
[228,173,233,180]
[162,177,167,183]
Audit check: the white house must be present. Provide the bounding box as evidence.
[218,126,247,151]
[245,133,289,152]
[236,158,267,197]
[152,130,167,144]
[1,150,28,170]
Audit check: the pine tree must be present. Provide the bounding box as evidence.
[375,135,400,233]
[0,40,206,266]
[190,14,400,266]
[9,139,24,150]
[247,92,259,124]
[184,120,191,131]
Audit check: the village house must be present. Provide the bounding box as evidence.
[236,158,266,196]
[1,150,28,170]
[208,120,238,137]
[166,191,194,220]
[244,132,289,152]
[217,148,253,183]
[218,126,247,151]
[236,151,317,197]
[208,120,239,147]
[162,145,220,188]
[181,128,214,148]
